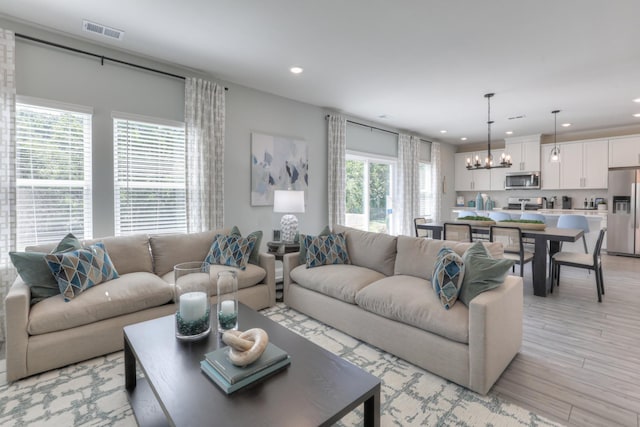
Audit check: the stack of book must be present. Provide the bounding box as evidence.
[200,342,290,394]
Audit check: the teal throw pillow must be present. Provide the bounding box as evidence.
[305,233,350,268]
[9,233,82,304]
[458,242,514,306]
[299,225,331,264]
[45,242,119,301]
[432,247,465,310]
[230,226,263,265]
[205,233,257,270]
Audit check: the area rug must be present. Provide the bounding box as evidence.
[0,304,563,426]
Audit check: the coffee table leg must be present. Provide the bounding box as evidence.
[124,336,136,391]
[363,386,380,427]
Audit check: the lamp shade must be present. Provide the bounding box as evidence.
[273,190,305,213]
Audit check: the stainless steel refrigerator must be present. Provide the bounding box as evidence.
[608,168,640,256]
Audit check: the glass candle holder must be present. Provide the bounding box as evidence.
[174,261,211,341]
[217,270,238,333]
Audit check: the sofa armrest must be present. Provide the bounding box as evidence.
[258,252,276,306]
[282,252,301,300]
[5,277,31,382]
[468,275,523,394]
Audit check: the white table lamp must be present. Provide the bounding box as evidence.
[273,190,305,242]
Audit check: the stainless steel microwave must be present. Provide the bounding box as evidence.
[505,172,540,190]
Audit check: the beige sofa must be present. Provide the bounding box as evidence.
[4,228,276,382]
[283,225,523,395]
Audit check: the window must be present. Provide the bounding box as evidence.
[419,162,433,217]
[113,114,186,235]
[345,152,394,233]
[16,99,92,250]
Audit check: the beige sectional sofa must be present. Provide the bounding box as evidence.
[283,224,523,395]
[5,228,275,382]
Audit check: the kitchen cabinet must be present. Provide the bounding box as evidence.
[490,148,507,190]
[559,139,608,189]
[609,135,640,167]
[541,144,561,189]
[505,135,541,172]
[454,152,491,191]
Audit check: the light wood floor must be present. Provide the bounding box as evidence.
[494,253,640,427]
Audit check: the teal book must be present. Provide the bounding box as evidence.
[204,342,288,384]
[200,356,291,394]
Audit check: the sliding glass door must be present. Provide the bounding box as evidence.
[345,153,394,233]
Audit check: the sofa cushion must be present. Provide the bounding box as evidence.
[290,264,385,304]
[27,272,174,335]
[10,233,83,304]
[205,234,256,270]
[150,228,230,276]
[394,236,504,280]
[160,263,266,292]
[299,225,331,264]
[304,233,350,268]
[230,226,263,265]
[459,242,515,306]
[83,234,152,275]
[432,247,465,310]
[45,242,120,301]
[354,275,470,344]
[333,224,397,276]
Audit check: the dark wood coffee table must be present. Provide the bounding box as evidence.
[124,303,380,426]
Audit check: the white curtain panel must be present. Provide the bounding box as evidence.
[393,134,420,236]
[185,78,226,232]
[431,141,442,224]
[327,115,346,228]
[0,28,16,342]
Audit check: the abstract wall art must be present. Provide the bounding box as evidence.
[251,132,308,206]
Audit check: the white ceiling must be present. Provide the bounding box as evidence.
[2,0,640,145]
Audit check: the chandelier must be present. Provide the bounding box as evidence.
[466,93,512,170]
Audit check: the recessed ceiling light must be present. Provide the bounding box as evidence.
[440,130,447,134]
[633,98,640,103]
[289,66,304,74]
[460,137,467,141]
[505,131,513,135]
[561,123,572,127]
[634,113,640,118]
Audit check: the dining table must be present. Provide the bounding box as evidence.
[415,222,584,297]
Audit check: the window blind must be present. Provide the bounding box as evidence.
[113,115,186,235]
[15,102,93,250]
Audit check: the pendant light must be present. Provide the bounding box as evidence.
[466,93,512,170]
[549,110,561,162]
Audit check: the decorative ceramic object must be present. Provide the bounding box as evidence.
[174,262,211,341]
[222,328,269,366]
[475,192,484,210]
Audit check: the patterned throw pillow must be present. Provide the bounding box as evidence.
[45,242,119,301]
[9,233,82,304]
[432,247,465,310]
[205,234,257,270]
[230,226,263,265]
[304,233,350,268]
[298,225,331,264]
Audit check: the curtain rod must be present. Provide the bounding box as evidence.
[15,33,228,90]
[326,115,432,144]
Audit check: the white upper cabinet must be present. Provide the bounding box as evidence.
[541,144,561,189]
[454,152,491,191]
[490,148,507,190]
[505,135,541,172]
[609,135,640,167]
[559,139,608,189]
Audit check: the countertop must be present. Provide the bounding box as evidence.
[452,207,608,217]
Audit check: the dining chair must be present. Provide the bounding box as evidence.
[519,212,546,223]
[414,217,431,238]
[556,214,589,253]
[490,225,534,277]
[443,222,473,242]
[550,228,606,302]
[488,211,512,222]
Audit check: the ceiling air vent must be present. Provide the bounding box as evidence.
[82,20,124,41]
